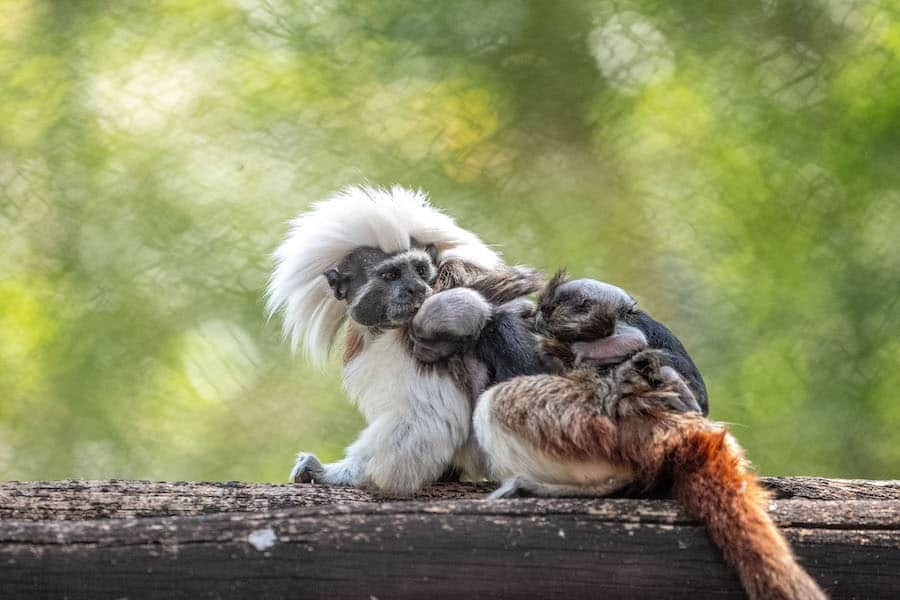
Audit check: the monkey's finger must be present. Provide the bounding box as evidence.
[680,395,702,414]
[487,477,529,500]
[658,366,702,413]
[665,394,702,415]
[289,452,325,483]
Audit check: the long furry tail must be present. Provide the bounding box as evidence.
[670,428,827,600]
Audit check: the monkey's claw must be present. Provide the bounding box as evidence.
[487,477,530,500]
[290,452,326,484]
[659,366,702,414]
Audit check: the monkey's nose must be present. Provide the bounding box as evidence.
[403,282,428,300]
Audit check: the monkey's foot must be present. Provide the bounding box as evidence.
[487,476,532,499]
[289,452,326,484]
[487,476,630,499]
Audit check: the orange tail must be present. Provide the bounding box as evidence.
[671,429,827,600]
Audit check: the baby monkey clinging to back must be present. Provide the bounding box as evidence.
[536,270,708,414]
[412,269,708,416]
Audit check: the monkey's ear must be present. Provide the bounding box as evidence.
[323,269,350,301]
[424,243,439,266]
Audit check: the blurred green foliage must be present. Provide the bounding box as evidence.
[1,0,898,482]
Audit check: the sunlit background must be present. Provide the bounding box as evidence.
[1,0,898,482]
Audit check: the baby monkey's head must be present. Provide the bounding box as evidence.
[536,270,635,342]
[537,270,649,368]
[324,242,439,329]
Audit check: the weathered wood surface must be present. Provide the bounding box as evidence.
[0,479,495,521]
[0,478,898,599]
[2,477,895,521]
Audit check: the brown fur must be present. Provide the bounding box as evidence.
[433,259,487,292]
[466,265,544,305]
[669,427,824,599]
[536,269,568,315]
[343,323,365,364]
[488,360,826,600]
[536,269,621,343]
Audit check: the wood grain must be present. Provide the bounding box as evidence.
[0,478,897,599]
[2,477,895,521]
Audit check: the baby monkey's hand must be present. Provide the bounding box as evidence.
[612,349,702,416]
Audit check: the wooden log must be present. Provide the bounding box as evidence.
[0,479,897,599]
[1,477,895,521]
[0,479,495,521]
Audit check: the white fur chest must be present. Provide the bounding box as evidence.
[342,330,418,421]
[342,330,470,430]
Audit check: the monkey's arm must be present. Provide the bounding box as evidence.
[433,261,543,298]
[466,265,544,304]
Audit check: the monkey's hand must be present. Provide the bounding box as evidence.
[289,452,325,483]
[611,350,702,417]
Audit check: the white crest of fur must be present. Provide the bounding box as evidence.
[266,184,503,364]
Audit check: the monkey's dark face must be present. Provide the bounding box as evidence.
[325,244,439,329]
[536,272,634,342]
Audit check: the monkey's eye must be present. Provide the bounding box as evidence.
[415,263,430,279]
[380,268,400,282]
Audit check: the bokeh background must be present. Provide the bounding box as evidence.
[1,0,898,482]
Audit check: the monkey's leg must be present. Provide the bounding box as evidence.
[473,363,695,498]
[473,375,636,495]
[613,350,702,416]
[363,415,465,494]
[290,453,324,483]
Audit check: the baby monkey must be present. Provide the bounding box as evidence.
[410,287,545,391]
[536,270,708,414]
[411,270,705,416]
